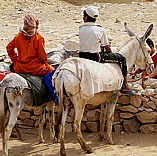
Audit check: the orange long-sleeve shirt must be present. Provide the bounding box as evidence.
[6,32,54,76]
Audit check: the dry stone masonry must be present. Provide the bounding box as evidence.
[17,77,157,134]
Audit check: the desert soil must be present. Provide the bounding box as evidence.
[1,0,157,156]
[2,127,157,156]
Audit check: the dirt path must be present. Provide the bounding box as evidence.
[1,127,157,156]
[0,0,157,56]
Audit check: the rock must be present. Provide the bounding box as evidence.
[138,106,145,111]
[119,105,139,113]
[18,119,35,127]
[150,97,157,105]
[120,112,135,119]
[143,101,156,109]
[136,111,157,123]
[140,124,157,133]
[118,95,130,105]
[69,108,75,116]
[86,104,98,110]
[87,109,100,122]
[142,96,149,103]
[114,124,124,133]
[86,122,100,133]
[31,115,39,121]
[114,110,121,122]
[81,122,89,132]
[132,84,143,92]
[66,115,74,123]
[142,88,156,96]
[33,108,41,116]
[130,95,142,107]
[65,123,72,132]
[115,18,121,23]
[123,118,141,133]
[19,111,31,119]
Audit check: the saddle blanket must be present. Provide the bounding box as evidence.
[0,69,58,106]
[20,74,54,106]
[53,58,124,99]
[0,70,11,81]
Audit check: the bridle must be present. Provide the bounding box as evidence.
[128,37,153,89]
[136,37,151,71]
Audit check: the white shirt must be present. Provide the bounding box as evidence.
[79,22,109,53]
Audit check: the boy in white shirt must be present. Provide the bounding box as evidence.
[79,6,135,95]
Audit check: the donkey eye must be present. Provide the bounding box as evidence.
[148,50,151,53]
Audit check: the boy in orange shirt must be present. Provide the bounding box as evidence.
[6,13,58,104]
[6,13,54,76]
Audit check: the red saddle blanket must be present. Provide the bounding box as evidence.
[0,70,11,81]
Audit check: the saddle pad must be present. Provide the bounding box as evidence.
[53,58,124,99]
[20,74,52,106]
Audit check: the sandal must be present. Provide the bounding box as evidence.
[120,89,136,96]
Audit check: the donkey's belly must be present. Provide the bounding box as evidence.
[87,91,112,106]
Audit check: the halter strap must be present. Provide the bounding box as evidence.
[136,37,149,71]
[136,37,151,89]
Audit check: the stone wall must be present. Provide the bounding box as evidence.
[18,78,157,134]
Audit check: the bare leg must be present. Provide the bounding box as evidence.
[121,76,130,92]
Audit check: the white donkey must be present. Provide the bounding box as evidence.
[0,48,78,156]
[53,23,154,156]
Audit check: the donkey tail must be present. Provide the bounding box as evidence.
[0,86,6,133]
[53,70,64,141]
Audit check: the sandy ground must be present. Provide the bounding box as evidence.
[1,128,157,156]
[1,0,157,55]
[1,0,157,155]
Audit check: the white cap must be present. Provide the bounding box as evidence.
[84,6,99,19]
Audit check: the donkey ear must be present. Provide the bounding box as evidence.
[124,22,137,37]
[142,24,153,41]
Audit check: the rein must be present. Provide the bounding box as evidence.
[128,76,141,82]
[130,37,150,89]
[136,37,149,71]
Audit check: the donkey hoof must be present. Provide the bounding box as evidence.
[98,134,104,142]
[86,147,93,154]
[108,140,115,145]
[60,149,66,156]
[37,140,45,144]
[87,149,93,154]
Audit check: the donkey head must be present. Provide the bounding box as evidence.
[6,86,32,105]
[124,23,154,73]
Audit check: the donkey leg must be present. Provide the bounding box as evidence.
[73,99,93,154]
[59,104,69,156]
[106,103,115,145]
[106,93,118,145]
[38,106,46,143]
[2,107,21,156]
[99,103,107,142]
[2,110,7,156]
[47,102,57,143]
[14,124,23,141]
